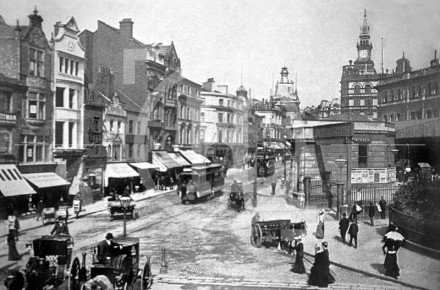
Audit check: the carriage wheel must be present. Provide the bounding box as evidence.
[68,257,81,290]
[251,224,262,248]
[140,259,153,290]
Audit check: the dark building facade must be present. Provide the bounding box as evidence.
[340,10,380,120]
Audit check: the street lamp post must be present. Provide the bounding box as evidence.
[120,196,131,238]
[283,135,287,182]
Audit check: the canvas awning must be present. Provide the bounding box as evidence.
[152,151,181,172]
[106,163,140,178]
[0,164,36,197]
[178,150,211,165]
[129,162,159,170]
[168,152,191,167]
[22,172,70,189]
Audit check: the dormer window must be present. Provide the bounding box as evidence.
[29,47,44,77]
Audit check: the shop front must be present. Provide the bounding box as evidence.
[129,162,159,191]
[83,145,107,202]
[105,162,140,196]
[0,164,36,219]
[22,172,70,209]
[151,151,182,189]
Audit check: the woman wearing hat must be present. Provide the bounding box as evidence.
[291,237,305,274]
[316,209,325,239]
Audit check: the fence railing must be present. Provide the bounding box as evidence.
[389,207,440,250]
[347,183,397,205]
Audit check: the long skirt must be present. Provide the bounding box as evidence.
[308,265,329,287]
[316,222,325,239]
[291,255,306,274]
[8,242,21,261]
[384,253,400,278]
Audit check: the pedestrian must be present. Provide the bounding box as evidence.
[51,216,69,236]
[308,244,331,287]
[251,212,260,226]
[56,197,65,211]
[382,226,404,279]
[348,220,359,248]
[321,241,335,284]
[379,196,387,219]
[180,182,187,199]
[339,212,350,243]
[369,201,375,226]
[316,209,325,239]
[36,199,44,221]
[7,232,21,261]
[271,179,276,195]
[349,203,358,223]
[291,238,306,274]
[7,213,20,240]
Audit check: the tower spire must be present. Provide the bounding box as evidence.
[361,9,369,35]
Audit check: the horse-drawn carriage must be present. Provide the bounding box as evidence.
[41,205,69,226]
[108,197,138,221]
[69,237,152,290]
[251,219,307,248]
[24,234,75,290]
[227,181,245,212]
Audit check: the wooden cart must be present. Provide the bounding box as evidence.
[251,219,307,248]
[108,198,138,221]
[41,207,56,226]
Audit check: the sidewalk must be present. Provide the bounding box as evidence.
[0,188,176,239]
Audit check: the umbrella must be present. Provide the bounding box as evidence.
[384,231,405,241]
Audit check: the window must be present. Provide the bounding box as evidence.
[398,89,402,100]
[180,106,184,118]
[19,135,50,163]
[136,144,141,157]
[426,110,432,119]
[201,112,205,122]
[383,115,388,122]
[360,99,365,106]
[110,120,114,132]
[128,144,133,158]
[358,145,368,168]
[0,131,10,153]
[218,112,223,123]
[55,122,63,147]
[227,100,231,107]
[129,120,133,134]
[75,61,79,76]
[372,99,378,106]
[69,89,75,109]
[227,113,231,123]
[364,84,372,94]
[29,48,44,76]
[68,122,74,147]
[117,121,121,133]
[187,108,190,120]
[56,87,64,107]
[65,58,69,74]
[187,86,191,94]
[27,92,45,119]
[353,84,361,94]
[137,121,141,134]
[218,129,222,143]
[410,112,416,120]
[396,113,402,121]
[349,99,354,106]
[200,129,205,141]
[219,99,224,106]
[0,91,11,112]
[59,57,64,72]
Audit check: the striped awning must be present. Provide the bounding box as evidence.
[0,165,36,197]
[22,172,70,189]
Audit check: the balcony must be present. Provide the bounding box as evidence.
[148,119,165,128]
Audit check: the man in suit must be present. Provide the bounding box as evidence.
[338,213,350,243]
[51,217,69,236]
[348,220,359,249]
[379,196,387,219]
[97,233,118,265]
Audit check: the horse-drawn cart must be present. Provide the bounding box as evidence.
[251,219,307,248]
[227,181,245,212]
[108,197,138,221]
[69,237,152,290]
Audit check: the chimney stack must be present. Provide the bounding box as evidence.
[120,18,133,38]
[202,78,215,92]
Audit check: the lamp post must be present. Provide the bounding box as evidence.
[120,196,131,238]
[335,156,347,183]
[283,135,287,182]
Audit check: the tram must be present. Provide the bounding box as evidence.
[178,163,225,203]
[254,147,276,177]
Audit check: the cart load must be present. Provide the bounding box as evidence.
[251,219,307,248]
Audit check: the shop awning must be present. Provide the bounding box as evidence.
[179,150,211,165]
[168,153,191,167]
[106,163,140,178]
[22,172,70,189]
[152,151,181,172]
[0,164,36,197]
[129,162,159,170]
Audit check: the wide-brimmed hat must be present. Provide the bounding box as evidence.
[105,233,114,240]
[319,209,325,214]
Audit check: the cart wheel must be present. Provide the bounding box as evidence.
[140,257,153,290]
[251,224,262,248]
[68,257,81,290]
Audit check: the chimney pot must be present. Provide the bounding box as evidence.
[120,18,133,38]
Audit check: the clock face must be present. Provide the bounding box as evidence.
[360,50,368,58]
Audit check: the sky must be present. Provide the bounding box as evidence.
[2,0,440,108]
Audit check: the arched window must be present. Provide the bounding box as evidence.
[416,111,422,120]
[364,84,372,94]
[396,113,402,121]
[390,114,395,122]
[353,84,361,94]
[383,115,388,122]
[410,112,416,120]
[434,109,439,118]
[426,110,432,119]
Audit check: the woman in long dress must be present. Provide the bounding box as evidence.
[291,238,306,274]
[316,209,325,239]
[308,244,330,287]
[382,228,403,279]
[7,232,21,261]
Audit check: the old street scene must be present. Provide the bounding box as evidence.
[1,1,440,290]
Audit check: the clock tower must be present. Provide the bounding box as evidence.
[354,9,375,69]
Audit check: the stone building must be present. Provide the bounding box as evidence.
[340,10,380,120]
[272,66,300,124]
[376,51,440,171]
[52,16,85,194]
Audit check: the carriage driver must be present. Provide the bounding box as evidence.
[51,216,69,236]
[97,233,121,265]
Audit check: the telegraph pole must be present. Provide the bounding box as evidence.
[253,124,258,208]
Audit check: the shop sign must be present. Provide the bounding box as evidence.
[0,112,16,123]
[314,123,352,139]
[351,167,396,184]
[351,137,370,143]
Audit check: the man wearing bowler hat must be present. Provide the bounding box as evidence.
[97,233,118,265]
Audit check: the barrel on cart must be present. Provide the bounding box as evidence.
[251,219,307,248]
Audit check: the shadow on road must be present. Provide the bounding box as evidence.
[371,263,386,275]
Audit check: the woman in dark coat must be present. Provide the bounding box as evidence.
[7,232,21,261]
[368,201,375,226]
[291,238,306,274]
[382,229,404,279]
[308,244,331,287]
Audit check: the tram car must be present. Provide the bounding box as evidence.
[24,234,74,290]
[69,237,152,290]
[227,181,245,212]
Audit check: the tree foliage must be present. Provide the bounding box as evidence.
[392,180,440,220]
